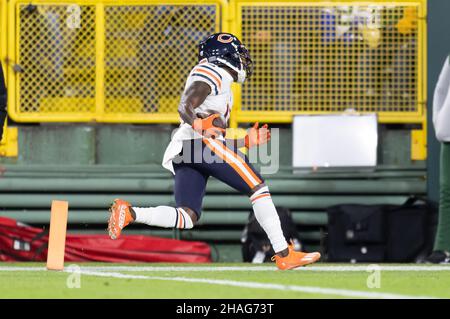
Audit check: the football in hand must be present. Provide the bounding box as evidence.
[196,111,227,129]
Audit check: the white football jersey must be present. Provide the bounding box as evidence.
[184,61,234,124]
[162,62,234,174]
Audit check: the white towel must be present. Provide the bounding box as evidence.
[433,56,450,142]
[161,124,225,174]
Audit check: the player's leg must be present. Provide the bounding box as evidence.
[107,163,207,240]
[202,139,288,252]
[250,183,321,269]
[202,138,320,269]
[433,142,450,256]
[133,163,206,228]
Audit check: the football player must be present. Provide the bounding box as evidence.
[107,33,320,270]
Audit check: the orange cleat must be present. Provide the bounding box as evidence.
[272,244,321,270]
[107,199,134,240]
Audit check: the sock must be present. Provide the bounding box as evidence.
[250,186,288,253]
[132,206,194,229]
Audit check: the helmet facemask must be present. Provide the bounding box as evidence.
[237,45,254,83]
[216,45,253,83]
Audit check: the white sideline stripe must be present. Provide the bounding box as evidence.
[76,266,450,272]
[65,265,450,272]
[73,270,435,299]
[74,270,148,279]
[1,265,450,272]
[0,267,47,271]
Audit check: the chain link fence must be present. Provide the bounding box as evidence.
[3,0,425,124]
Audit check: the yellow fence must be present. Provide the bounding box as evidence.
[232,0,427,125]
[5,0,224,123]
[1,0,426,125]
[1,0,6,73]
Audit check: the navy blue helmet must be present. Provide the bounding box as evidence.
[198,33,253,83]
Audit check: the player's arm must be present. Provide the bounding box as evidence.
[178,81,225,138]
[178,81,211,126]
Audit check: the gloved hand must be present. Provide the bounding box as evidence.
[192,113,226,139]
[245,122,271,148]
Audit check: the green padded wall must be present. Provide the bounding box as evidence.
[19,125,95,165]
[96,125,172,165]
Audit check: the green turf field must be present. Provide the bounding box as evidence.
[0,263,449,299]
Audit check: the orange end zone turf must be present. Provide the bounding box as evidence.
[46,200,69,271]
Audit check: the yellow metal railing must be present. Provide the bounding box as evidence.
[6,0,224,123]
[1,0,6,69]
[231,0,427,126]
[0,125,18,157]
[3,0,426,126]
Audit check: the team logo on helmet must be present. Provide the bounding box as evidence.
[217,34,234,43]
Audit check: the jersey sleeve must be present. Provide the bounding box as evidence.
[188,64,223,96]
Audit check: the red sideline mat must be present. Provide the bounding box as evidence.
[0,217,211,263]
